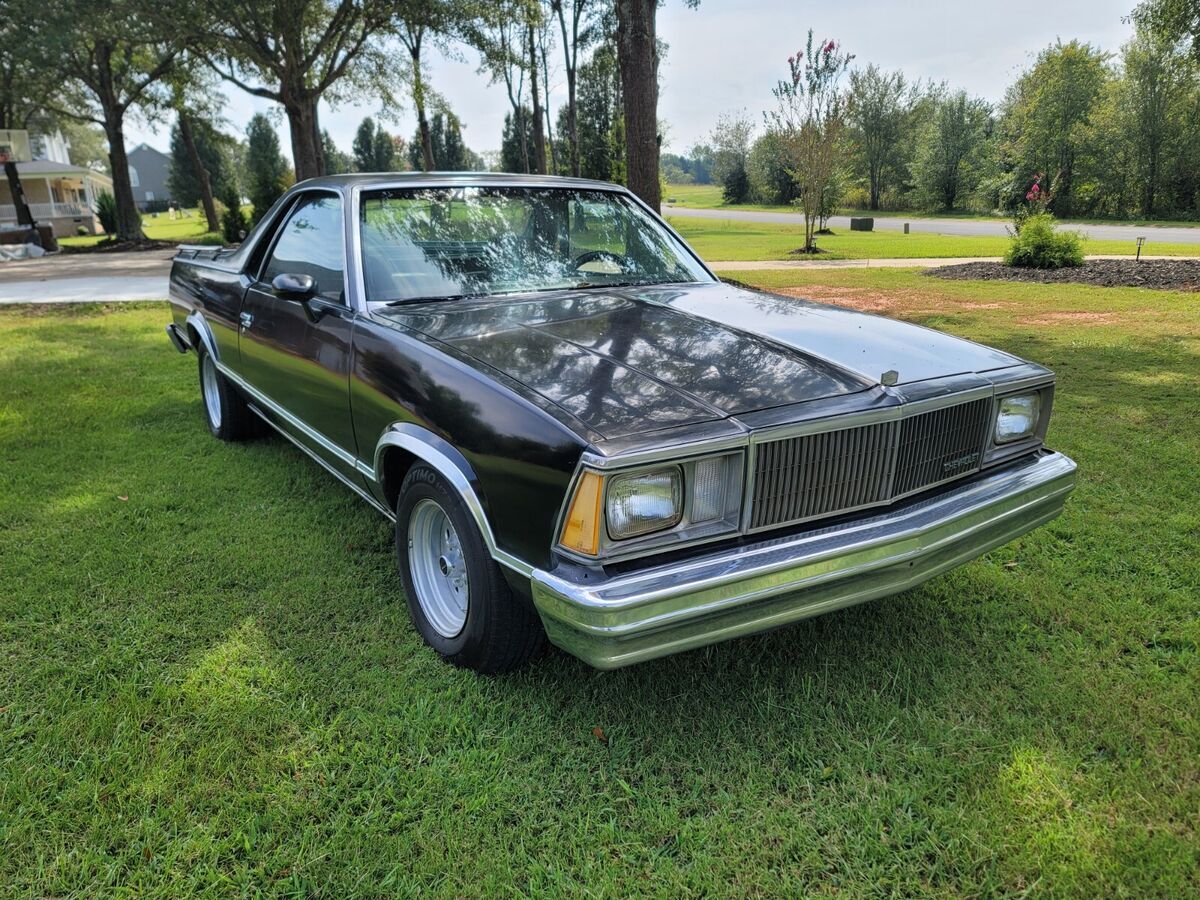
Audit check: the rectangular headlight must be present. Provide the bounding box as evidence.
[606,467,683,539]
[995,393,1041,443]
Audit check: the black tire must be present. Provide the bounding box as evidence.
[196,345,259,442]
[395,464,545,673]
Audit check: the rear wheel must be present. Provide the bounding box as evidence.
[197,346,259,441]
[395,464,545,673]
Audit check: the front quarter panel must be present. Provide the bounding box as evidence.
[351,313,587,569]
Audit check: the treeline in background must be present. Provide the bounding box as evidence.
[666,10,1200,220]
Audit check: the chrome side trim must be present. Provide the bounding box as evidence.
[531,450,1077,669]
[248,402,395,521]
[211,362,534,576]
[215,360,363,471]
[373,424,534,577]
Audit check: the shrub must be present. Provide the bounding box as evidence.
[219,185,248,245]
[94,191,118,235]
[1004,213,1084,269]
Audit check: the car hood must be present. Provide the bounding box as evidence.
[376,282,1022,439]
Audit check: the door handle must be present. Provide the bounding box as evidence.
[239,311,253,330]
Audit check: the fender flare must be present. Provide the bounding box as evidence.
[185,311,219,360]
[373,423,532,576]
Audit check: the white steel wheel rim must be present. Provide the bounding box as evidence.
[407,498,469,638]
[201,355,222,429]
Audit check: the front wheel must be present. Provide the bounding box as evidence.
[395,464,545,673]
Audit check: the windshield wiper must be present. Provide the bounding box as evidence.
[570,279,679,291]
[385,293,480,307]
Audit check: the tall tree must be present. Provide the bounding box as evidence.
[33,0,183,240]
[353,116,396,171]
[575,42,623,181]
[768,32,853,252]
[197,0,393,180]
[0,0,47,130]
[408,112,473,170]
[912,90,992,211]
[613,0,659,209]
[321,129,353,174]
[1000,41,1110,217]
[469,1,541,174]
[168,117,235,221]
[394,0,478,172]
[707,110,755,204]
[552,0,600,176]
[846,65,918,210]
[611,0,700,209]
[1122,27,1196,215]
[501,107,535,173]
[526,16,548,174]
[245,113,289,221]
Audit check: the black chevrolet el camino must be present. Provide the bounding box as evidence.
[166,173,1076,672]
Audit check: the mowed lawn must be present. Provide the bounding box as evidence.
[59,209,224,249]
[668,215,1200,261]
[665,182,1200,229]
[1,278,1198,895]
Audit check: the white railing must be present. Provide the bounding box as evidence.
[0,201,90,221]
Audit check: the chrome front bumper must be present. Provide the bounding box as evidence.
[531,450,1076,669]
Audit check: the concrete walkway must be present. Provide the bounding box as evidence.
[0,249,173,304]
[665,205,1200,245]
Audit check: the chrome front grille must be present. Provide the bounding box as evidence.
[749,398,992,531]
[894,398,993,495]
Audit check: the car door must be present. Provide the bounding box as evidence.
[238,190,361,481]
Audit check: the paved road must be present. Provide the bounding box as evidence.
[665,205,1200,245]
[706,254,1183,271]
[0,249,171,304]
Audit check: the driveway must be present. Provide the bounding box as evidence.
[0,249,172,304]
[665,206,1200,245]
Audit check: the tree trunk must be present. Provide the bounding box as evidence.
[615,0,661,211]
[177,111,219,233]
[102,113,146,241]
[285,93,324,181]
[517,105,530,174]
[567,65,580,176]
[409,45,435,172]
[555,2,581,176]
[541,38,557,174]
[528,25,547,175]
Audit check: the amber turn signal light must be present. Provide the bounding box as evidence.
[559,471,604,556]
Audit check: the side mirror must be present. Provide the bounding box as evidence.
[271,272,316,300]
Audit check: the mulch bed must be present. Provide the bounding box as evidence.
[60,239,179,255]
[926,259,1200,291]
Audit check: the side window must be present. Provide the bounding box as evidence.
[262,194,345,302]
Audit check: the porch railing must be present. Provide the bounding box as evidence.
[0,201,91,221]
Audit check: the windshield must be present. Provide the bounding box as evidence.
[359,186,713,303]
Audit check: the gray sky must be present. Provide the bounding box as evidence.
[125,0,1136,162]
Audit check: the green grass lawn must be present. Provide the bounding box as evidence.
[59,208,222,248]
[668,216,1200,261]
[1,284,1198,894]
[666,182,1200,228]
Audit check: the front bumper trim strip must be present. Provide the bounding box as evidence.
[531,450,1076,669]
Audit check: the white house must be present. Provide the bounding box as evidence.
[0,128,114,237]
